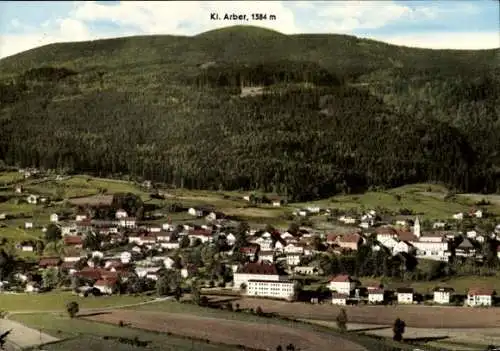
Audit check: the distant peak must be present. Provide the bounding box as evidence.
[195,25,286,38]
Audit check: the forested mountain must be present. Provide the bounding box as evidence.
[0,26,499,200]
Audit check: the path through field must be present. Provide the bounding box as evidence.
[85,309,369,351]
[0,318,58,349]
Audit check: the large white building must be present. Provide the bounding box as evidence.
[233,262,288,291]
[247,279,297,301]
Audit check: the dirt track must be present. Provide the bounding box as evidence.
[233,298,500,328]
[84,310,368,351]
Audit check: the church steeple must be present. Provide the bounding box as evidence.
[413,217,421,238]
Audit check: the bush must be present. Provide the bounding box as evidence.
[66,301,79,318]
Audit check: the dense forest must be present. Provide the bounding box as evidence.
[0,26,499,200]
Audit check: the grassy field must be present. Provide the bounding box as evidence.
[0,171,23,184]
[12,313,238,351]
[1,291,154,312]
[294,183,489,220]
[359,276,500,295]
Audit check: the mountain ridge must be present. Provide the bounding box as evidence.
[0,25,499,200]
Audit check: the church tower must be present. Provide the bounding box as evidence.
[413,216,421,238]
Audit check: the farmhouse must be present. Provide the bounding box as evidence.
[456,238,476,258]
[433,287,454,304]
[24,222,33,229]
[331,293,349,305]
[270,197,282,207]
[64,236,83,248]
[368,289,385,304]
[396,288,414,304]
[466,288,495,307]
[50,213,59,223]
[246,279,297,301]
[328,275,359,295]
[119,217,137,228]
[336,233,363,251]
[188,207,204,217]
[94,278,119,295]
[115,209,128,219]
[258,250,275,263]
[233,262,287,291]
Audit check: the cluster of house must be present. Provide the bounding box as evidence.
[328,274,496,307]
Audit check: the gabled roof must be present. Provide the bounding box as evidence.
[64,236,83,245]
[468,288,495,296]
[338,233,362,243]
[39,257,61,267]
[396,287,414,294]
[237,262,280,275]
[329,274,353,283]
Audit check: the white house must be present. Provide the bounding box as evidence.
[135,266,162,278]
[293,266,321,275]
[472,209,483,218]
[453,212,464,220]
[328,275,359,295]
[306,207,320,214]
[25,282,40,293]
[50,213,59,223]
[115,209,128,219]
[396,288,414,304]
[163,257,175,269]
[433,287,454,304]
[120,251,132,263]
[286,253,302,266]
[466,288,494,307]
[0,213,6,220]
[94,279,118,295]
[188,207,203,217]
[243,195,251,201]
[226,233,236,246]
[21,245,34,252]
[61,224,78,236]
[284,243,304,254]
[271,198,282,207]
[368,289,385,304]
[377,236,399,250]
[433,222,446,229]
[119,217,136,228]
[75,213,88,222]
[24,222,33,229]
[160,242,180,250]
[331,293,348,305]
[339,216,356,224]
[246,279,297,301]
[233,262,287,291]
[258,250,275,263]
[392,241,413,255]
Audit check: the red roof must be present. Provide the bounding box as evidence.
[39,257,61,267]
[189,229,212,237]
[329,274,352,283]
[240,246,258,254]
[326,234,339,243]
[375,226,398,235]
[94,277,118,287]
[468,288,495,296]
[61,261,76,269]
[338,233,362,243]
[368,289,385,294]
[64,236,83,245]
[238,262,279,275]
[396,230,418,242]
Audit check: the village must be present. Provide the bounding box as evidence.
[1,169,499,314]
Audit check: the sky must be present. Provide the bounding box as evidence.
[0,0,499,58]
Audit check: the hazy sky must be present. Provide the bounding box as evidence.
[0,0,499,58]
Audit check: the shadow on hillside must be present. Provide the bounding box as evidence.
[77,311,112,318]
